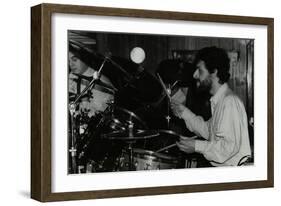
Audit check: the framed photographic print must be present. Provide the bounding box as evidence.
[31,3,274,202]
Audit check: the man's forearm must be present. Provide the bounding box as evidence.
[181,108,209,139]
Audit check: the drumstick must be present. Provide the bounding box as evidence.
[180,135,197,140]
[155,143,177,153]
[156,73,171,99]
[154,135,197,153]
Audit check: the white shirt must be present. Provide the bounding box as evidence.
[181,83,252,166]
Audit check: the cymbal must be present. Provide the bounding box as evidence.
[102,130,159,140]
[102,106,148,130]
[71,73,118,94]
[157,130,181,139]
[115,107,147,129]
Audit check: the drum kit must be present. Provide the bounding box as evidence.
[68,52,191,174]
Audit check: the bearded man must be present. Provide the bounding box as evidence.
[171,46,252,167]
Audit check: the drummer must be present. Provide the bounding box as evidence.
[68,41,114,117]
[154,59,212,167]
[171,47,252,167]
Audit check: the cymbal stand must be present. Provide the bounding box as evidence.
[166,84,172,129]
[69,103,77,173]
[68,57,108,173]
[157,73,171,129]
[127,116,135,171]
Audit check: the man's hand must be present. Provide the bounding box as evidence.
[176,136,196,154]
[171,99,186,118]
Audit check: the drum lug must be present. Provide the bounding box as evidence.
[134,161,138,168]
[157,163,161,170]
[145,163,151,170]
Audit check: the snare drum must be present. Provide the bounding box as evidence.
[118,148,178,171]
[133,149,178,170]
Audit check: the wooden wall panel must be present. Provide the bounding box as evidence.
[167,36,251,109]
[94,33,253,117]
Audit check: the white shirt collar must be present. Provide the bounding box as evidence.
[210,83,228,107]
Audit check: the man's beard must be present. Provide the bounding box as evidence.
[196,77,212,93]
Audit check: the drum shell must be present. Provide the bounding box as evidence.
[118,148,178,171]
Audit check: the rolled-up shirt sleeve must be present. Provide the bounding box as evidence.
[181,108,209,140]
[194,96,244,164]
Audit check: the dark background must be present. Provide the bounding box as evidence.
[69,30,254,153]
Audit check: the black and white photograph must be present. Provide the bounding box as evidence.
[29,2,274,202]
[67,30,254,174]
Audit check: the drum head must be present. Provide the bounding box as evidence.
[133,148,178,164]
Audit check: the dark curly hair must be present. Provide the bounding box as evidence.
[194,46,230,84]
